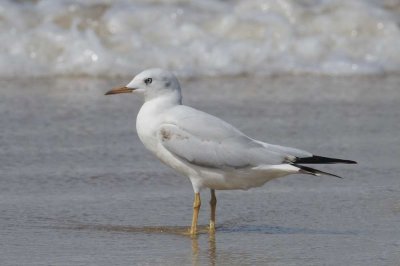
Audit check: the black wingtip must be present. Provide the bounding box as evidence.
[294,155,357,165]
[294,164,343,179]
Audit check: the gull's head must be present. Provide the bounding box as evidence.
[105,68,181,102]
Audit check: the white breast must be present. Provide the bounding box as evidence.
[136,101,161,154]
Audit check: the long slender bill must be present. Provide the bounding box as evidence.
[105,86,134,95]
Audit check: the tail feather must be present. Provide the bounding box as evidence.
[294,164,342,178]
[294,155,357,165]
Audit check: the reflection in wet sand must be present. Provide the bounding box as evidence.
[208,233,217,266]
[191,233,217,266]
[61,223,218,266]
[191,236,199,266]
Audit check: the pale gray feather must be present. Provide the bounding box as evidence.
[157,106,311,169]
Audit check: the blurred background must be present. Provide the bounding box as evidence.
[1,1,400,265]
[1,0,400,78]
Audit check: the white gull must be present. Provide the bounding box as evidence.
[105,68,356,235]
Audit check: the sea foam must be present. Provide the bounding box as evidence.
[1,0,400,77]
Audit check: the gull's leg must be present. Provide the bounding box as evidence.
[190,192,201,235]
[209,189,217,233]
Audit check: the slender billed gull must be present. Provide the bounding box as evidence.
[105,68,356,235]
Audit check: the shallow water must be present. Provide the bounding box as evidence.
[1,75,400,265]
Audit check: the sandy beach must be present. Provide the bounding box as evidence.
[0,75,399,265]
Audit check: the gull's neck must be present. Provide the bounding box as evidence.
[144,90,182,108]
[137,90,182,152]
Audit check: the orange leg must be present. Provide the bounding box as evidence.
[209,189,217,233]
[190,192,201,235]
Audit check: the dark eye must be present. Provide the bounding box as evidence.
[144,78,152,85]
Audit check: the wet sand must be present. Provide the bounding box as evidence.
[0,75,399,265]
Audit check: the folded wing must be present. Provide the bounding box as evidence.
[159,106,293,169]
[158,106,356,172]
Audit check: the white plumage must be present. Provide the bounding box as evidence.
[105,68,356,235]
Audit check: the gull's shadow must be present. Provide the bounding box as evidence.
[57,223,210,236]
[218,224,360,236]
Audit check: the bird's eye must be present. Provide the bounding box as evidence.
[144,78,152,85]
